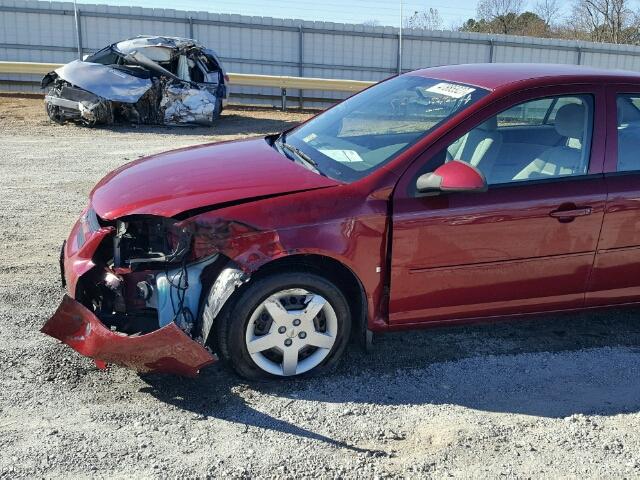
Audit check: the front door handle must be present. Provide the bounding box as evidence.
[549,206,592,222]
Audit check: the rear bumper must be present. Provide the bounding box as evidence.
[42,295,216,377]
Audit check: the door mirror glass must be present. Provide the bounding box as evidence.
[416,160,487,194]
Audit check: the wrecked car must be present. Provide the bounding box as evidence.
[43,63,640,379]
[41,35,229,126]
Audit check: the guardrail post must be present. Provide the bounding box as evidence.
[396,32,402,74]
[576,45,582,65]
[281,88,287,111]
[489,39,495,63]
[298,25,304,110]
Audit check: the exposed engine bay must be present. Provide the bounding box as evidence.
[71,211,247,345]
[81,216,194,336]
[41,36,229,127]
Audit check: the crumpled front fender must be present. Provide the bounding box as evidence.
[42,295,216,377]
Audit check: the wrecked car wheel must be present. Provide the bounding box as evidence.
[45,102,64,124]
[211,98,223,122]
[213,272,351,380]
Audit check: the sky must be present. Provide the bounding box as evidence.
[77,1,640,28]
[73,0,510,29]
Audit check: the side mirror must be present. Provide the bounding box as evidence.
[416,160,487,195]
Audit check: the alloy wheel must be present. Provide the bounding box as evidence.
[244,288,338,376]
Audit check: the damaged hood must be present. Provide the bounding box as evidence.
[91,138,341,220]
[53,60,152,103]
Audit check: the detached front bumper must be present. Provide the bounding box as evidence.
[42,295,216,377]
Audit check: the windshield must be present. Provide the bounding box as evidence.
[280,75,488,182]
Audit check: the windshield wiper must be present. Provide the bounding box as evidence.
[275,135,325,176]
[281,142,318,168]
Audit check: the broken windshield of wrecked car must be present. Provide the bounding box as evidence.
[275,76,488,182]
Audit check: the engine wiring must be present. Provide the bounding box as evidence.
[166,255,195,333]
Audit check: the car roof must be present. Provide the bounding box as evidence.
[115,35,202,52]
[409,63,640,90]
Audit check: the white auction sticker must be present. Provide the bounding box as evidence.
[319,149,364,163]
[425,82,475,99]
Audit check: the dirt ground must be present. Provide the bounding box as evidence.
[1,95,640,479]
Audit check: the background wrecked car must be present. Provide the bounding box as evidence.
[41,35,229,127]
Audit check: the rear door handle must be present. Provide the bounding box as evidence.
[549,207,592,222]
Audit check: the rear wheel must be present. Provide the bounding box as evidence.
[211,98,223,122]
[213,272,351,380]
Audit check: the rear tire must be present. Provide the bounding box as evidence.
[212,271,351,380]
[211,98,223,122]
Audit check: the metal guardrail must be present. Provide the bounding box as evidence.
[227,72,373,92]
[0,61,375,109]
[0,61,61,75]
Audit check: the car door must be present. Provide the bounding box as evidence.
[389,85,607,325]
[587,85,640,306]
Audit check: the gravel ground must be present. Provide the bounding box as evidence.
[1,95,640,479]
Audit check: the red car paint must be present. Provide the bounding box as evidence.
[63,213,114,298]
[43,295,215,376]
[425,160,488,192]
[43,63,640,375]
[90,138,339,220]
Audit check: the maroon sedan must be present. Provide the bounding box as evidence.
[43,63,640,379]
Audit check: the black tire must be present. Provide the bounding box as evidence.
[45,102,64,124]
[211,271,351,381]
[211,98,223,122]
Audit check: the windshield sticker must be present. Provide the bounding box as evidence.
[424,82,475,99]
[303,133,318,143]
[319,149,364,163]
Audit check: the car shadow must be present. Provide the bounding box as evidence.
[138,365,385,455]
[95,108,309,137]
[140,308,640,448]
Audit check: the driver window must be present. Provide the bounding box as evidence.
[445,95,594,185]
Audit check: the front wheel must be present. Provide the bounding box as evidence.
[212,272,351,380]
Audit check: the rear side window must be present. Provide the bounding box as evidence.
[616,94,640,172]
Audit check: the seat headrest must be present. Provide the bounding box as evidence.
[554,103,585,139]
[477,116,498,131]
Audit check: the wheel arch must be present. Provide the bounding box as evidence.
[200,252,369,350]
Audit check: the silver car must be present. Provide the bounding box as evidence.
[42,35,229,126]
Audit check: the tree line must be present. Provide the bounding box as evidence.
[402,0,640,45]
